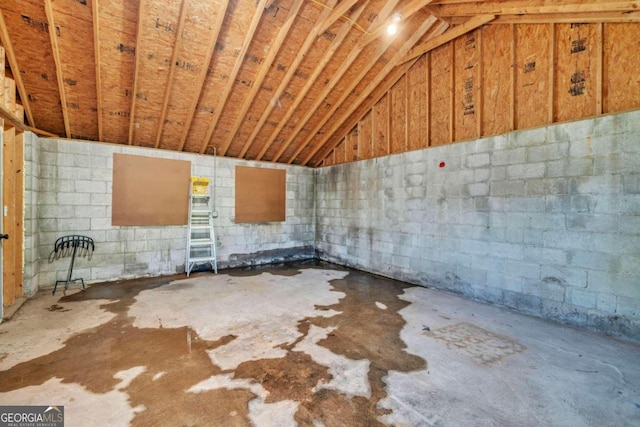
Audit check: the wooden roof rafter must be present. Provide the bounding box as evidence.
[198,0,271,155]
[154,0,188,149]
[427,0,640,16]
[127,0,147,145]
[358,0,435,47]
[455,11,640,24]
[308,20,450,166]
[218,0,306,157]
[253,1,369,160]
[91,0,103,141]
[286,18,439,164]
[0,9,35,127]
[176,1,229,152]
[237,0,340,158]
[401,13,495,63]
[44,0,70,138]
[318,0,360,33]
[266,0,402,162]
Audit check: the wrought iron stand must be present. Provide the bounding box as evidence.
[50,235,95,295]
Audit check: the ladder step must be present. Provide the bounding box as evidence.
[190,225,211,229]
[188,256,217,263]
[190,239,214,246]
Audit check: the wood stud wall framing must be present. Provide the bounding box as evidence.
[319,17,640,167]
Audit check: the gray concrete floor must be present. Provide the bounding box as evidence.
[1,261,639,426]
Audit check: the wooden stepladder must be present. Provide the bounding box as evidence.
[185,177,217,277]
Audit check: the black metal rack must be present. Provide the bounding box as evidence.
[49,235,95,295]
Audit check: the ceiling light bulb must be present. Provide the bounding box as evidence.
[387,23,397,35]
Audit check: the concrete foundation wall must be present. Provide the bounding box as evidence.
[25,137,315,289]
[315,111,640,341]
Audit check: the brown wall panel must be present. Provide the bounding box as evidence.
[359,111,373,160]
[515,24,551,130]
[482,25,512,136]
[235,166,285,223]
[407,56,428,151]
[555,24,598,122]
[454,30,480,141]
[390,78,407,154]
[335,138,346,164]
[112,154,190,226]
[603,23,640,114]
[430,44,453,146]
[374,94,389,157]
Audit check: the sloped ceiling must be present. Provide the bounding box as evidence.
[1,0,638,166]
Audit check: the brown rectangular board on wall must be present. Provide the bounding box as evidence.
[481,25,512,136]
[235,166,286,223]
[112,153,191,226]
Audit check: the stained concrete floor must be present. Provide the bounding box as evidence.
[0,260,639,426]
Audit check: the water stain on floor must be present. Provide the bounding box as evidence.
[0,262,426,426]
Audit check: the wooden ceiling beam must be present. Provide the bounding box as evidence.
[428,0,640,16]
[318,0,359,33]
[267,0,401,162]
[44,0,71,138]
[176,1,229,152]
[198,0,271,155]
[127,0,147,145]
[448,11,640,24]
[91,0,103,141]
[309,21,449,166]
[218,0,306,156]
[253,1,368,160]
[400,14,494,63]
[154,0,188,149]
[289,15,439,164]
[237,0,339,158]
[0,9,35,127]
[358,0,435,47]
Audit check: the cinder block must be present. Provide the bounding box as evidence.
[76,181,107,194]
[568,288,597,309]
[525,178,568,196]
[492,148,526,166]
[616,296,640,318]
[507,197,546,212]
[57,192,90,206]
[90,217,112,230]
[570,175,621,195]
[596,292,617,313]
[547,159,594,177]
[504,259,540,279]
[545,195,593,213]
[506,163,546,179]
[488,241,524,260]
[465,153,490,168]
[528,212,566,229]
[594,153,640,175]
[543,230,591,250]
[618,214,640,234]
[540,265,587,288]
[522,278,566,302]
[565,213,617,232]
[513,126,547,147]
[568,250,615,271]
[490,180,525,196]
[591,233,640,254]
[622,174,640,194]
[526,142,569,162]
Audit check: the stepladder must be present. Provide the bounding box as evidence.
[186,177,217,276]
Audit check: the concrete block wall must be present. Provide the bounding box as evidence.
[25,137,315,289]
[315,110,640,341]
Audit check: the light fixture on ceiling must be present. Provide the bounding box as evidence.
[387,12,402,36]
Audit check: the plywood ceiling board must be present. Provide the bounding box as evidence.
[0,1,65,135]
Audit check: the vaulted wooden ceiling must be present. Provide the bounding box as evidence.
[1,0,638,166]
